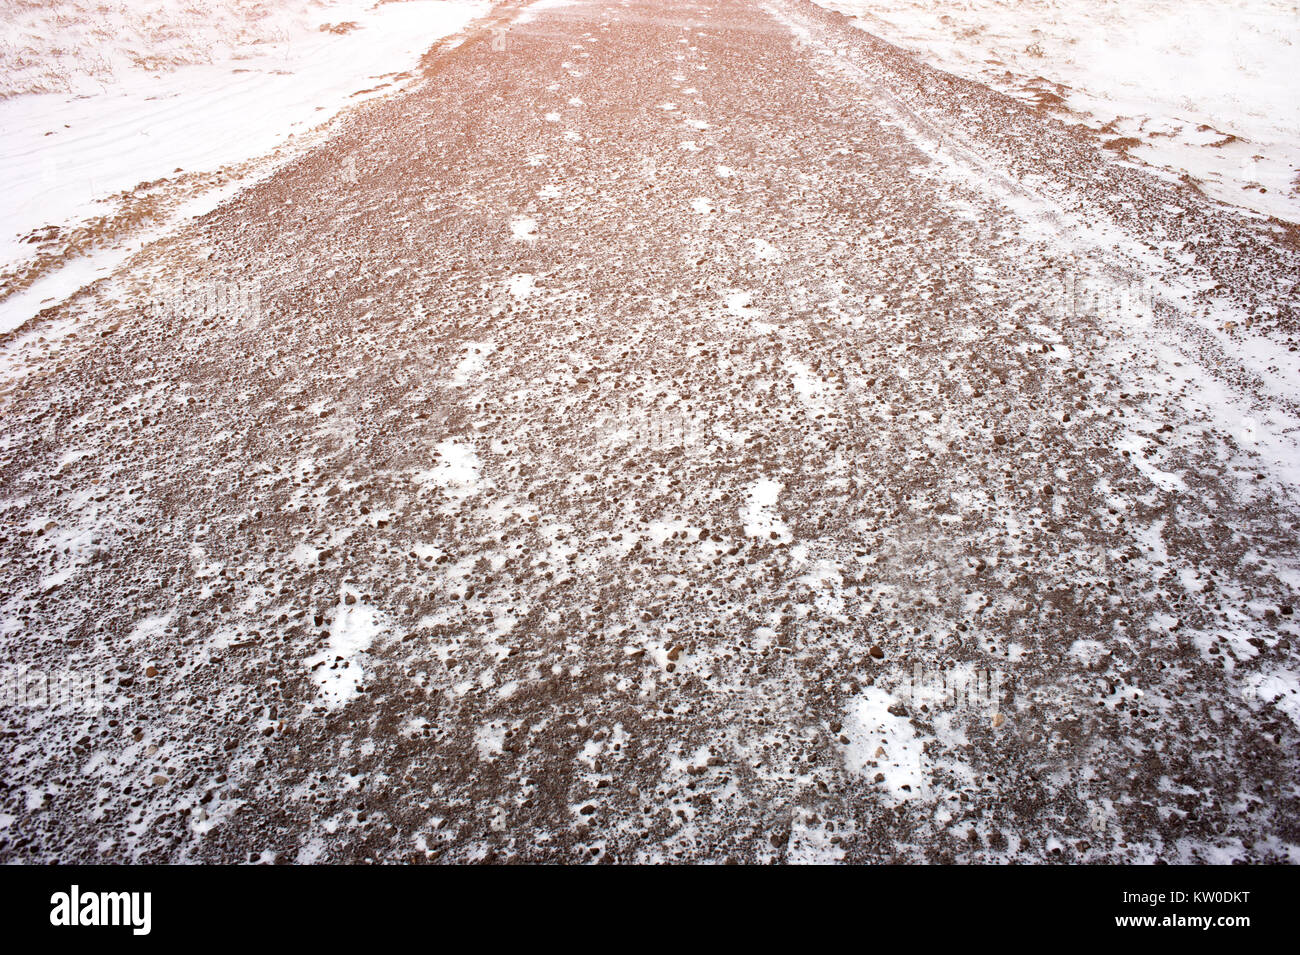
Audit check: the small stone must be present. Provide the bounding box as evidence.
[152,774,168,786]
[868,645,884,659]
[145,665,159,678]
[992,712,1005,729]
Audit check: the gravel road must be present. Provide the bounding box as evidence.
[2,0,1298,863]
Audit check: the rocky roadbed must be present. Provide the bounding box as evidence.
[0,0,1298,862]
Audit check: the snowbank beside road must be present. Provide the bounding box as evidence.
[0,0,337,99]
[0,0,491,333]
[812,0,1300,223]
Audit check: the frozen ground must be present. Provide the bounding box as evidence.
[0,0,1298,863]
[0,0,492,334]
[812,0,1300,224]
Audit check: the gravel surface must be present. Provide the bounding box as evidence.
[1,0,1298,863]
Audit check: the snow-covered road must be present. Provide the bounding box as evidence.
[1,0,1298,863]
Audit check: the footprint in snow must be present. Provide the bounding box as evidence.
[506,274,536,300]
[509,215,539,241]
[725,291,755,316]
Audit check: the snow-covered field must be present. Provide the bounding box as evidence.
[0,0,491,334]
[812,0,1300,223]
[0,0,334,98]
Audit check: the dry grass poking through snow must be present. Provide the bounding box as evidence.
[0,0,342,98]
